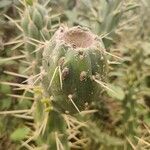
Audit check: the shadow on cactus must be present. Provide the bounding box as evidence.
[33,25,114,149]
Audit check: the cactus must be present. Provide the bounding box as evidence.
[42,26,108,114]
[21,2,52,74]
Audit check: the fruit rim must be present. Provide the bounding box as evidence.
[55,25,101,50]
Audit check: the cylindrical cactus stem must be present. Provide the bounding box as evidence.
[42,26,108,114]
[21,2,52,74]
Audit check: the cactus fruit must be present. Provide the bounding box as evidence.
[42,26,108,114]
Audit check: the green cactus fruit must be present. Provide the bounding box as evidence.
[42,26,108,114]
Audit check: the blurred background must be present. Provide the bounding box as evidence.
[0,0,150,149]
